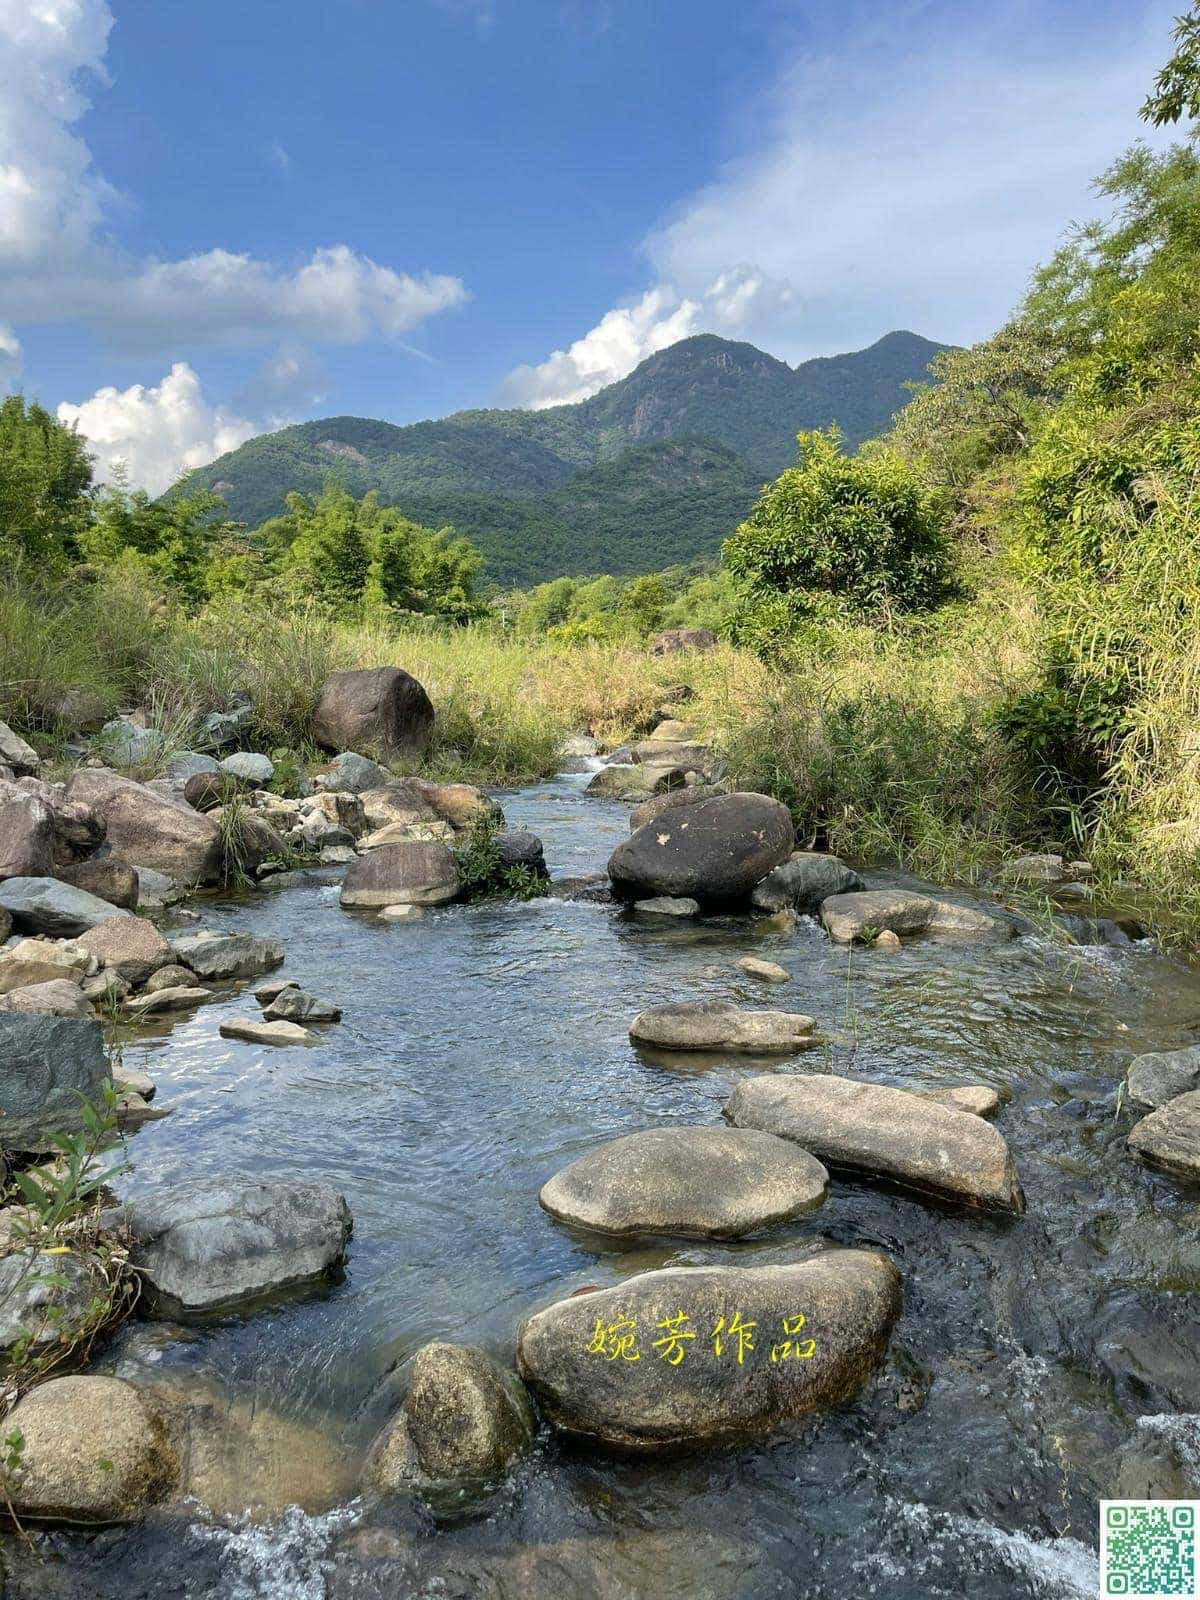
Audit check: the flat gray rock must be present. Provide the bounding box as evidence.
[125,1176,352,1313]
[516,1252,901,1451]
[339,841,459,907]
[820,891,934,944]
[724,1073,1025,1213]
[0,875,123,936]
[633,896,700,917]
[630,999,819,1054]
[0,1251,96,1351]
[0,1015,111,1151]
[1127,1090,1200,1183]
[750,853,864,914]
[220,752,274,786]
[1126,1046,1200,1109]
[171,930,284,980]
[126,984,213,1014]
[539,1126,828,1239]
[262,987,341,1023]
[219,1016,317,1046]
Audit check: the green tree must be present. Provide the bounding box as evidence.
[79,481,231,605]
[286,483,372,609]
[0,396,94,569]
[1143,6,1200,125]
[723,429,953,650]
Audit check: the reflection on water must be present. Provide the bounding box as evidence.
[9,773,1200,1598]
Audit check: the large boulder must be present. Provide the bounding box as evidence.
[630,999,819,1054]
[820,891,934,943]
[56,856,139,910]
[367,1342,536,1494]
[651,628,717,655]
[586,765,662,802]
[751,852,864,914]
[3,1376,179,1523]
[313,667,434,759]
[67,768,223,885]
[608,792,793,904]
[0,1015,111,1152]
[0,793,54,880]
[628,785,727,832]
[516,1252,900,1450]
[170,930,284,981]
[8,777,106,863]
[539,1126,828,1239]
[125,1176,353,1313]
[724,1073,1025,1213]
[340,842,459,907]
[1127,1091,1200,1183]
[0,875,122,935]
[1126,1046,1200,1110]
[0,978,94,1017]
[79,914,172,985]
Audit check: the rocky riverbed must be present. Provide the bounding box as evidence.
[0,719,1197,1596]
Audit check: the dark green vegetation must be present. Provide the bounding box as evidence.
[178,331,947,584]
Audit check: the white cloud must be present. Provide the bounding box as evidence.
[504,0,1180,405]
[0,1,466,354]
[58,363,256,495]
[0,323,20,387]
[500,270,793,408]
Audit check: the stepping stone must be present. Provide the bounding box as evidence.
[126,985,213,1014]
[630,999,819,1054]
[633,897,699,917]
[171,932,284,981]
[516,1252,901,1451]
[724,1073,1025,1213]
[263,988,341,1024]
[738,957,790,983]
[539,1126,828,1239]
[1127,1091,1200,1183]
[219,1017,318,1046]
[253,977,297,1004]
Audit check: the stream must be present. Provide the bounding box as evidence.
[7,769,1200,1598]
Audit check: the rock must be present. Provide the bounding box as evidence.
[320,844,357,865]
[126,984,213,1014]
[380,903,426,921]
[182,771,233,811]
[585,765,659,801]
[321,752,390,794]
[313,666,435,759]
[197,709,243,751]
[303,790,368,836]
[651,628,717,655]
[56,856,139,910]
[98,719,164,767]
[633,896,700,917]
[1,777,105,866]
[125,1176,352,1312]
[562,734,598,759]
[0,936,95,993]
[820,890,934,943]
[3,1376,179,1523]
[67,768,223,885]
[0,875,122,935]
[0,978,94,1017]
[219,751,274,787]
[262,987,341,1024]
[358,781,439,831]
[80,968,130,1005]
[0,1250,104,1351]
[79,914,172,985]
[138,963,193,994]
[368,1342,536,1494]
[875,929,901,950]
[631,739,718,776]
[340,842,459,907]
[630,1000,819,1054]
[539,1126,828,1240]
[925,900,1015,939]
[738,957,790,983]
[923,1084,1002,1118]
[297,815,355,851]
[164,750,219,784]
[609,793,793,905]
[171,930,284,980]
[133,865,183,909]
[0,1015,111,1151]
[494,830,547,875]
[113,1067,156,1099]
[517,1251,900,1450]
[114,1090,171,1128]
[0,721,40,775]
[252,976,297,1003]
[646,719,698,743]
[750,852,864,914]
[1127,1090,1200,1183]
[48,687,108,734]
[1126,1045,1200,1109]
[219,1016,318,1045]
[0,793,54,880]
[218,810,289,878]
[1114,1415,1200,1500]
[359,818,454,849]
[999,852,1066,884]
[628,785,727,832]
[725,1073,1025,1213]
[546,874,612,904]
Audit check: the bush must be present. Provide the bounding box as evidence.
[723,429,954,653]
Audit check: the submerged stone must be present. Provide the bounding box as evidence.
[219,1016,318,1046]
[516,1252,901,1451]
[539,1125,828,1239]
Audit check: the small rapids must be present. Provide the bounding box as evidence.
[7,771,1200,1598]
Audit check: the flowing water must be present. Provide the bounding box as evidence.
[8,772,1200,1598]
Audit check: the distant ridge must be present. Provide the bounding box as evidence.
[181,330,948,585]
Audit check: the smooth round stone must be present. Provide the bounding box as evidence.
[539,1126,828,1239]
[738,956,790,983]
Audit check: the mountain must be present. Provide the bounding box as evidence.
[181,330,947,586]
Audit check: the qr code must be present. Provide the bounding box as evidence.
[1101,1502,1199,1596]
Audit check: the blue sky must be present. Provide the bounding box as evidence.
[0,0,1183,490]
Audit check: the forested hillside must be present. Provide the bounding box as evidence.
[178,330,946,582]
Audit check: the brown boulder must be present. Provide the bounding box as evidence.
[79,915,172,985]
[0,793,53,881]
[312,667,435,759]
[0,978,94,1017]
[56,856,139,910]
[340,842,459,907]
[66,769,223,886]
